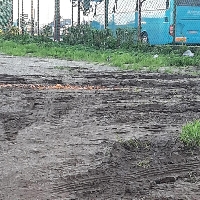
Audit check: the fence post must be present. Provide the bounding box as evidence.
[105,0,108,29]
[138,0,142,42]
[173,0,176,44]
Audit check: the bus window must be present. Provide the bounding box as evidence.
[177,0,200,6]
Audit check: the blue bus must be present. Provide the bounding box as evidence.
[90,0,200,45]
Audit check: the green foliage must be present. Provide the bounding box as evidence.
[167,56,200,67]
[0,25,200,73]
[180,120,200,147]
[0,32,53,45]
[63,24,137,50]
[41,25,52,37]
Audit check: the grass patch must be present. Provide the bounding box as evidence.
[180,120,200,147]
[0,35,200,73]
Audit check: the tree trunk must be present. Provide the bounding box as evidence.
[37,0,40,35]
[54,0,60,41]
[18,0,20,31]
[21,0,24,34]
[78,0,80,25]
[31,0,34,36]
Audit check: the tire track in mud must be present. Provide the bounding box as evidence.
[0,71,200,199]
[53,140,200,199]
[54,161,200,192]
[0,88,76,141]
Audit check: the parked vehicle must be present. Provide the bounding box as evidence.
[90,0,200,45]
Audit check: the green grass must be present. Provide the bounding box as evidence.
[180,120,200,147]
[0,37,200,74]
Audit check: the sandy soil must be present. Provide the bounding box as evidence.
[0,54,200,200]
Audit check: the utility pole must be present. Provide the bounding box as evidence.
[31,0,34,36]
[21,0,25,34]
[37,0,39,35]
[54,0,60,41]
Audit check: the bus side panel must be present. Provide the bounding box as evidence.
[141,11,173,45]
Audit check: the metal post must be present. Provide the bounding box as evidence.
[31,0,34,36]
[37,0,39,35]
[78,0,81,25]
[21,0,25,34]
[173,0,176,44]
[105,0,108,29]
[54,0,60,41]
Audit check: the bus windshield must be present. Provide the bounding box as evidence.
[177,0,200,6]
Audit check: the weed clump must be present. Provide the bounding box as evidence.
[118,137,151,151]
[180,120,200,147]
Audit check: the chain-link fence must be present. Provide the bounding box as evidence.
[90,0,136,29]
[89,0,200,45]
[2,0,200,45]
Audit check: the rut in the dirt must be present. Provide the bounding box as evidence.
[53,138,200,199]
[0,69,200,200]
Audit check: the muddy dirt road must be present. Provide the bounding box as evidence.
[0,54,200,199]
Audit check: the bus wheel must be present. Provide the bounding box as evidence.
[141,32,149,44]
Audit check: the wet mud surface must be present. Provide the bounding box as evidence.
[0,54,200,199]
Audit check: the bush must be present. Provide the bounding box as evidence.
[63,24,137,50]
[180,120,200,147]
